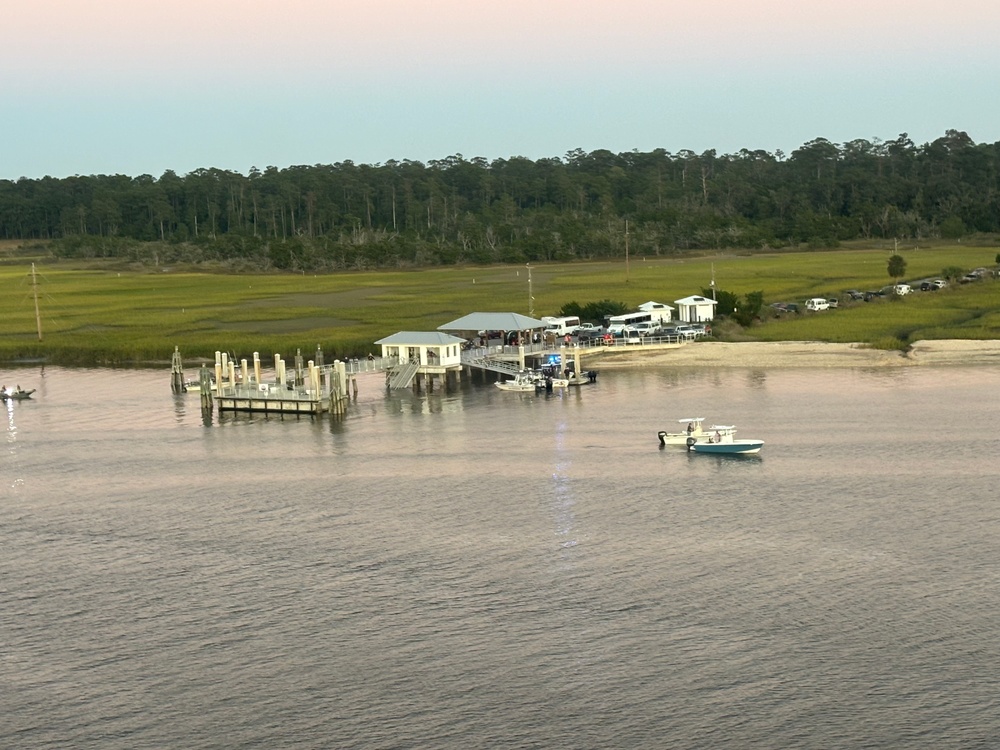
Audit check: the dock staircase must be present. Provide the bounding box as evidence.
[386,360,421,390]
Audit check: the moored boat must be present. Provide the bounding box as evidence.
[495,371,545,391]
[687,425,763,455]
[495,370,569,391]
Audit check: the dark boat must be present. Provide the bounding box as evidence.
[1,388,35,401]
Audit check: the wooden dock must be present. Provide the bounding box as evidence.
[174,347,355,417]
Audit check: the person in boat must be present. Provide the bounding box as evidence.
[714,430,722,443]
[15,385,22,393]
[687,422,695,434]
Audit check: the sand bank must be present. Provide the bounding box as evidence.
[582,340,1000,369]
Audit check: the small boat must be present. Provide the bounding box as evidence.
[495,371,544,391]
[658,417,710,446]
[687,425,764,455]
[495,370,568,392]
[565,369,598,386]
[182,378,218,393]
[1,387,35,401]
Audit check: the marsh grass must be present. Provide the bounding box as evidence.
[2,246,998,364]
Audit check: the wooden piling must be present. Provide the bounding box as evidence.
[171,346,185,393]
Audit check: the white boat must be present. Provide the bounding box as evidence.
[182,378,217,393]
[495,371,545,391]
[565,369,598,386]
[495,371,567,391]
[657,418,710,446]
[687,425,764,455]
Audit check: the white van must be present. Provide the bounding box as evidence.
[805,298,830,311]
[632,321,661,337]
[541,316,581,337]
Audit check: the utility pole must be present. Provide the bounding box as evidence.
[526,263,534,317]
[31,263,42,341]
[625,220,630,283]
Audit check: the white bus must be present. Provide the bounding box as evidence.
[606,311,653,335]
[541,316,581,337]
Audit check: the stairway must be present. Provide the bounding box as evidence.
[386,361,421,390]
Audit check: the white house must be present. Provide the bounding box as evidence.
[673,295,718,323]
[637,301,674,325]
[374,331,466,371]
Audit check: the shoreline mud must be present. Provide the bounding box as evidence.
[582,340,1000,369]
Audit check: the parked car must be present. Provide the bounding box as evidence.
[671,324,706,339]
[632,321,661,337]
[844,289,865,300]
[621,328,644,344]
[805,297,830,311]
[575,328,606,343]
[863,290,884,301]
[826,298,840,308]
[670,327,697,340]
[892,283,912,295]
[576,322,603,332]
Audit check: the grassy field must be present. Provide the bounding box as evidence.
[1,243,998,364]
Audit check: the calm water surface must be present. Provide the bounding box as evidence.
[3,364,1000,749]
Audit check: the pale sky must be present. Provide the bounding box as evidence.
[3,0,998,179]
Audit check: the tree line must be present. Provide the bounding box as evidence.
[2,130,998,271]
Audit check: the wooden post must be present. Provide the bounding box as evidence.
[171,346,185,393]
[199,366,213,411]
[254,352,261,386]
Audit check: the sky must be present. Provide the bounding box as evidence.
[3,0,1000,180]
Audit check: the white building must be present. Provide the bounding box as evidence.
[637,301,674,325]
[374,331,466,371]
[673,295,718,323]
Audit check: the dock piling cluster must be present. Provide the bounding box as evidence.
[176,348,354,417]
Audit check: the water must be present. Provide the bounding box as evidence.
[3,364,1000,749]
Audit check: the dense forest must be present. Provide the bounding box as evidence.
[2,130,998,271]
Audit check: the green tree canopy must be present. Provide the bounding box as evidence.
[887,253,907,280]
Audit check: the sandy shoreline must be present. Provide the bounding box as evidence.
[581,340,1000,369]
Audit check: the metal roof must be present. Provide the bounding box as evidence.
[374,331,468,346]
[437,312,548,331]
[674,295,718,305]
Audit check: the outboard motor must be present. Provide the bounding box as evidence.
[658,430,667,446]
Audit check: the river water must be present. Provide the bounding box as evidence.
[3,364,1000,749]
